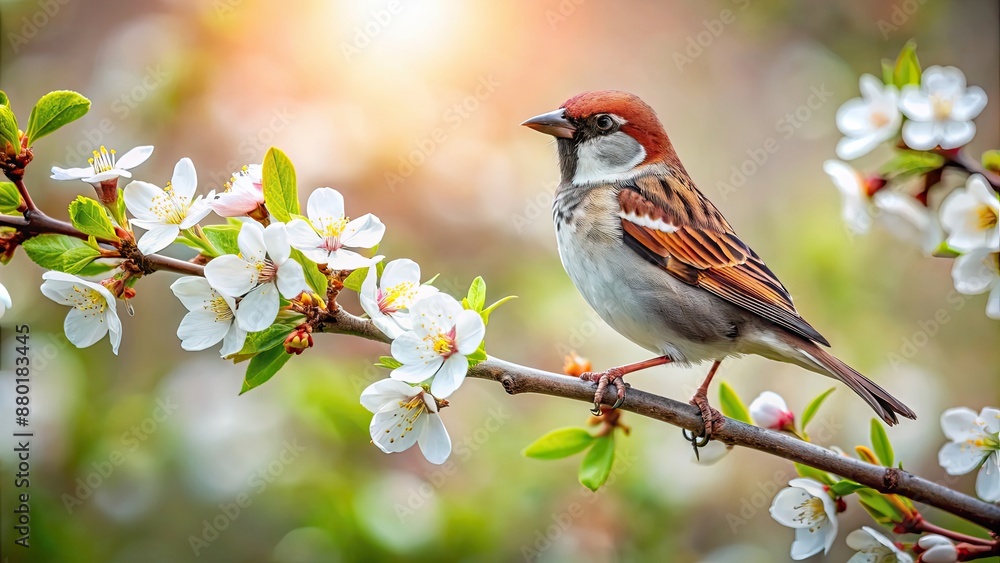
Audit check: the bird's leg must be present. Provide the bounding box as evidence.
[688,360,724,447]
[580,356,672,415]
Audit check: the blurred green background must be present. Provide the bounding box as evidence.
[0,0,998,561]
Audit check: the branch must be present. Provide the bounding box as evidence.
[941,148,1000,190]
[318,307,1000,533]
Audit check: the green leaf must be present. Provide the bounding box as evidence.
[829,480,868,497]
[203,224,241,255]
[68,196,118,240]
[523,427,596,460]
[578,433,615,491]
[466,276,486,311]
[892,40,921,88]
[0,105,19,155]
[880,150,944,178]
[856,489,903,525]
[880,59,894,86]
[0,181,22,213]
[982,149,1000,174]
[240,345,292,394]
[261,146,298,222]
[801,387,836,431]
[718,381,751,424]
[342,266,369,292]
[22,234,98,272]
[76,259,115,277]
[290,248,328,294]
[236,324,296,357]
[870,418,894,467]
[481,295,516,325]
[0,91,8,107]
[25,90,90,145]
[375,356,402,370]
[465,347,487,366]
[61,246,103,274]
[794,463,836,486]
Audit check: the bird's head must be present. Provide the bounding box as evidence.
[522,90,680,186]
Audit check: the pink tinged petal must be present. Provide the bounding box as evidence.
[359,265,381,320]
[64,306,110,349]
[370,404,425,454]
[115,145,154,170]
[836,134,881,161]
[324,249,376,270]
[177,310,230,351]
[902,120,939,150]
[136,224,180,255]
[85,169,130,183]
[360,379,418,412]
[340,214,385,249]
[123,181,166,222]
[430,353,468,398]
[204,254,256,297]
[418,414,451,464]
[941,407,981,441]
[235,283,279,332]
[380,259,420,289]
[938,441,987,475]
[790,525,828,560]
[952,250,995,295]
[390,358,443,384]
[769,487,813,529]
[210,191,260,216]
[275,258,308,299]
[220,325,247,357]
[976,453,1000,502]
[170,157,198,200]
[263,222,291,265]
[939,120,975,149]
[306,188,345,226]
[51,166,93,180]
[237,221,267,262]
[454,310,485,355]
[952,86,988,121]
[899,87,934,120]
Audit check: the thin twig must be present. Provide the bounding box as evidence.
[318,307,1000,533]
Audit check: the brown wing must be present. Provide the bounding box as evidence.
[619,175,830,346]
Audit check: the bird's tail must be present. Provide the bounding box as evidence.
[796,341,916,426]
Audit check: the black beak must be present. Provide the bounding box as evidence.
[521,108,575,139]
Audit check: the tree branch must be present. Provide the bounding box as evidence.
[318,307,1000,533]
[941,148,1000,190]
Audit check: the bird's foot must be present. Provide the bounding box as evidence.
[579,367,630,415]
[683,391,724,460]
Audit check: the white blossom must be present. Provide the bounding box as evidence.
[360,379,451,464]
[939,174,1000,252]
[938,407,1000,501]
[917,535,958,563]
[124,157,213,255]
[360,258,438,339]
[40,271,121,354]
[951,249,1000,319]
[749,391,794,431]
[51,145,153,187]
[846,526,912,563]
[210,164,265,218]
[836,74,902,160]
[169,276,246,357]
[900,66,987,150]
[286,188,384,269]
[769,478,839,560]
[0,281,10,319]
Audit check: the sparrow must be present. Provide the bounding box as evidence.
[522,90,915,438]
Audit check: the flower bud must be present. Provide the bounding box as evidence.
[562,352,592,377]
[283,326,313,355]
[749,391,795,431]
[918,535,958,563]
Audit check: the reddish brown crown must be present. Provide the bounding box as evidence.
[560,90,678,167]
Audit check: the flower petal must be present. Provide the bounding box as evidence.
[988,284,1000,320]
[204,255,256,297]
[359,264,382,319]
[417,413,451,464]
[975,453,1000,502]
[836,134,881,161]
[275,257,308,299]
[219,325,247,357]
[169,276,216,311]
[237,220,267,262]
[137,224,180,255]
[373,316,405,340]
[106,309,122,355]
[899,87,933,121]
[380,259,420,290]
[263,222,291,265]
[64,306,109,349]
[235,283,279,332]
[770,487,812,529]
[941,407,981,441]
[939,120,975,149]
[360,379,417,413]
[340,214,385,249]
[51,166,94,180]
[115,145,154,170]
[123,181,166,222]
[938,441,987,476]
[454,310,485,355]
[307,187,345,226]
[390,357,442,384]
[902,120,939,150]
[324,249,376,270]
[430,353,468,399]
[177,310,230,351]
[952,86,988,121]
[170,157,197,200]
[370,404,424,454]
[790,524,828,560]
[952,250,996,295]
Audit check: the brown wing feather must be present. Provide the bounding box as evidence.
[618,175,830,346]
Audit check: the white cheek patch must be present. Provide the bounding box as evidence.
[572,133,647,186]
[619,211,678,233]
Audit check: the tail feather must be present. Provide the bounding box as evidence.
[801,344,916,426]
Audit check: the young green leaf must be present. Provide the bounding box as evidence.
[237,324,296,357]
[240,345,292,394]
[466,276,486,311]
[68,196,118,240]
[0,91,8,107]
[718,381,751,424]
[578,433,616,491]
[893,40,921,88]
[465,347,487,366]
[982,149,1000,174]
[793,463,836,486]
[523,427,596,460]
[481,295,516,325]
[375,356,402,370]
[290,248,328,294]
[342,266,368,292]
[829,480,868,497]
[61,246,103,274]
[22,234,97,272]
[880,59,894,87]
[25,90,91,145]
[0,181,22,213]
[856,489,903,525]
[0,105,19,155]
[870,418,894,467]
[261,146,299,222]
[879,150,944,178]
[202,224,241,255]
[800,387,836,431]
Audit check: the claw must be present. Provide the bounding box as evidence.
[682,428,712,461]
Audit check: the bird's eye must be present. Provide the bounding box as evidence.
[595,115,615,132]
